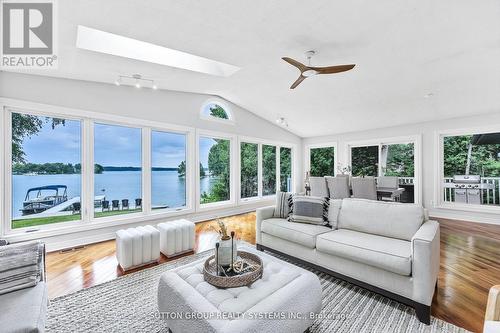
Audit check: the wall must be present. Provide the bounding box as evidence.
[0,72,303,250]
[303,111,500,225]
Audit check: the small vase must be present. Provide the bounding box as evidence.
[217,237,237,267]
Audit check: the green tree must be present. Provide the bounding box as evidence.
[178,161,186,177]
[201,139,230,203]
[12,113,65,163]
[262,145,276,195]
[280,147,292,191]
[351,146,378,177]
[240,143,258,198]
[200,162,206,177]
[209,105,228,119]
[94,164,104,174]
[383,143,414,177]
[310,147,335,177]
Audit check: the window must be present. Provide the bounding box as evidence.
[200,101,233,122]
[262,145,276,195]
[94,123,142,218]
[442,132,500,206]
[199,136,230,204]
[351,146,379,177]
[381,143,414,177]
[240,142,258,198]
[280,147,292,192]
[151,130,187,210]
[11,112,82,229]
[310,146,335,177]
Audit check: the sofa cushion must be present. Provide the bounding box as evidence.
[338,198,424,241]
[273,192,293,218]
[261,218,332,249]
[0,281,48,333]
[289,195,330,227]
[327,199,342,229]
[316,229,412,276]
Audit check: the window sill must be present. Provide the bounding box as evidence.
[436,202,500,214]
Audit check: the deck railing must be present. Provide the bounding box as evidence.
[443,177,500,205]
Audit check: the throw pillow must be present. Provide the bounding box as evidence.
[288,195,330,227]
[328,199,342,229]
[273,192,293,218]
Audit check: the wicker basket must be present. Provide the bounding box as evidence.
[203,251,263,288]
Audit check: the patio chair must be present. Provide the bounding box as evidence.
[121,199,129,210]
[377,176,400,201]
[352,177,377,200]
[112,200,120,211]
[326,176,350,199]
[135,198,142,209]
[72,202,81,214]
[102,200,110,212]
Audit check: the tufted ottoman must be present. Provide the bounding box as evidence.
[157,245,322,333]
[157,219,195,257]
[116,225,160,271]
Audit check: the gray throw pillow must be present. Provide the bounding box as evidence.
[273,192,293,218]
[289,195,330,227]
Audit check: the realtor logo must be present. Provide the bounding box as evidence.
[1,0,57,68]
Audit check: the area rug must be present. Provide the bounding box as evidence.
[46,245,470,333]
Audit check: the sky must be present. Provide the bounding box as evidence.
[199,137,217,168]
[20,118,188,168]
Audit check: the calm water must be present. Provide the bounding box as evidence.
[12,171,216,218]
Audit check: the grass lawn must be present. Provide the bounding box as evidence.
[12,209,142,229]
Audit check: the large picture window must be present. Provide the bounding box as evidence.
[240,142,258,199]
[351,145,379,177]
[151,131,187,210]
[442,132,500,206]
[200,136,231,204]
[310,146,335,177]
[11,112,82,229]
[262,145,276,196]
[280,147,292,192]
[94,123,142,218]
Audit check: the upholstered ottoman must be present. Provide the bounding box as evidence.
[157,219,195,257]
[116,225,160,271]
[157,245,322,333]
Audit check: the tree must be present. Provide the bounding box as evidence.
[310,147,335,177]
[383,143,414,177]
[262,145,276,194]
[209,105,228,119]
[351,146,378,177]
[280,147,292,191]
[240,143,258,197]
[200,163,206,177]
[94,164,104,174]
[178,161,185,177]
[201,139,230,203]
[12,113,65,163]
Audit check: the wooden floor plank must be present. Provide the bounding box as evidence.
[45,213,499,333]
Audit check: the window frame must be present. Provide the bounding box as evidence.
[435,126,500,213]
[304,142,338,177]
[200,98,235,125]
[345,135,422,205]
[196,129,237,211]
[149,128,191,215]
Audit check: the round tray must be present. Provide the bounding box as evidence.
[203,250,263,288]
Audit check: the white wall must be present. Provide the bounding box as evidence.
[303,111,500,225]
[0,72,303,250]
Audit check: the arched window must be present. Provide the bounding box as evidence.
[200,100,234,123]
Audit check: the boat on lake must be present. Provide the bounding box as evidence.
[21,185,68,215]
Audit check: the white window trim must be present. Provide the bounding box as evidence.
[200,98,235,125]
[304,142,338,177]
[434,126,500,214]
[196,129,237,212]
[0,97,297,238]
[345,135,422,205]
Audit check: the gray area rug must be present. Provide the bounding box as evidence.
[47,245,470,333]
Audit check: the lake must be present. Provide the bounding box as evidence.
[12,171,217,218]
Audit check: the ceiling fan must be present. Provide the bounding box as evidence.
[282,51,355,89]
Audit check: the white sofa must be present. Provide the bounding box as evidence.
[256,198,440,324]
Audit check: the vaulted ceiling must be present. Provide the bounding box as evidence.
[12,0,500,137]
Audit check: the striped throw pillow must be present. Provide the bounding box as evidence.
[288,195,330,227]
[273,192,293,218]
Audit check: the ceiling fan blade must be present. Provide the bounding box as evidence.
[282,57,308,72]
[313,64,356,74]
[290,75,306,89]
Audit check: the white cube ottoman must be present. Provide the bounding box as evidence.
[157,245,322,333]
[116,225,160,271]
[157,219,195,257]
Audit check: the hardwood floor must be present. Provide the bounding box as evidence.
[45,213,500,333]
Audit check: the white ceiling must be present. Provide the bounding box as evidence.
[11,0,500,137]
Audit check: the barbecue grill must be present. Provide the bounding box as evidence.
[443,176,497,205]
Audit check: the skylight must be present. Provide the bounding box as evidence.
[76,25,240,77]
